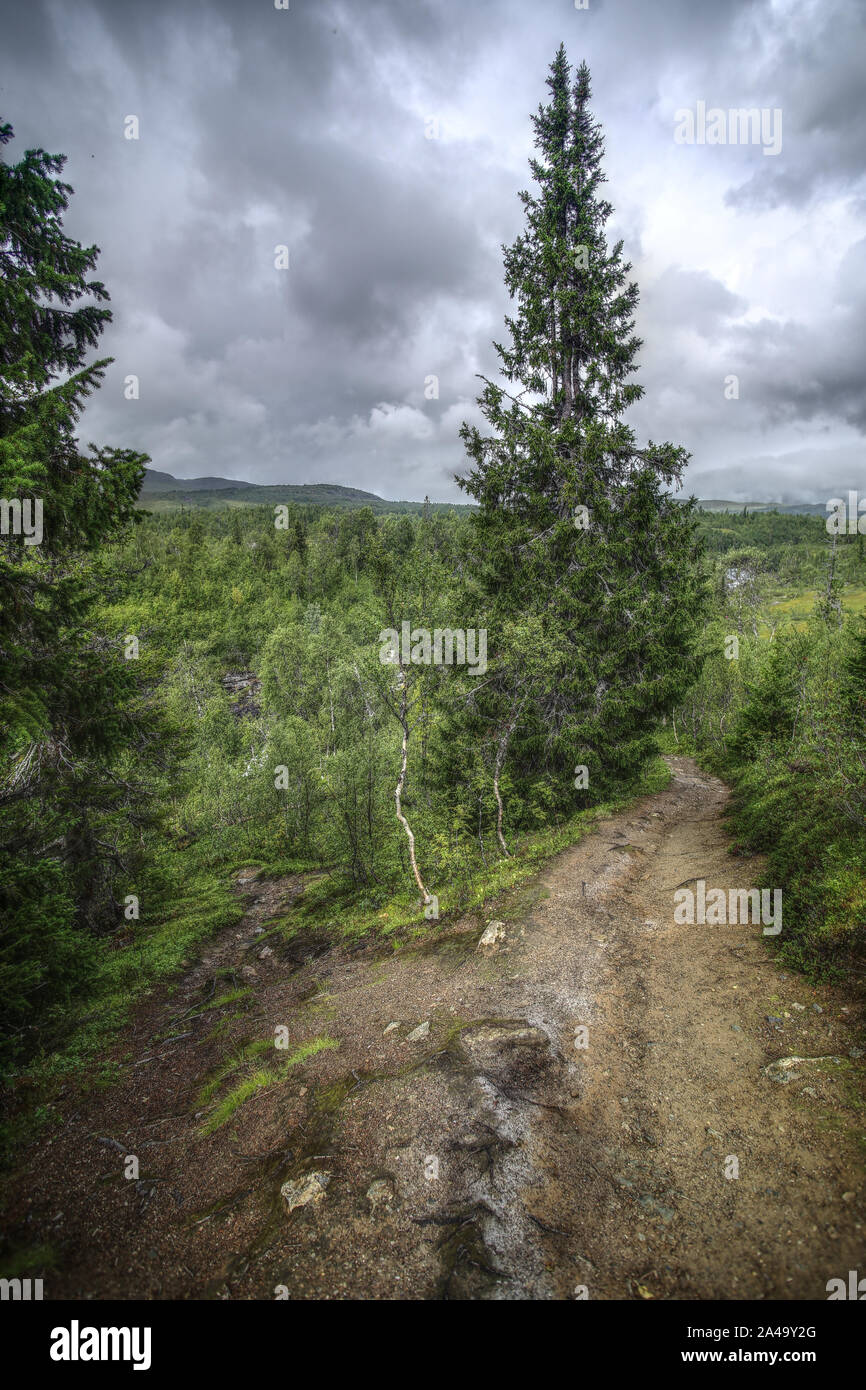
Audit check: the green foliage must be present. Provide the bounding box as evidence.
[0,121,148,1063]
[676,520,866,977]
[728,630,807,758]
[0,858,96,1054]
[842,616,866,722]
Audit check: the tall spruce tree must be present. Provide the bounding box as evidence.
[456,48,706,824]
[0,121,149,1062]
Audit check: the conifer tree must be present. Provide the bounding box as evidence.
[457,48,706,817]
[0,121,148,1060]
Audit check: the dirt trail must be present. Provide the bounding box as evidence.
[4,757,864,1300]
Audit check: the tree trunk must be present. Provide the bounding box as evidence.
[492,692,527,857]
[394,675,432,903]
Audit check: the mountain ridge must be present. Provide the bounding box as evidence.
[137,469,471,514]
[138,469,833,516]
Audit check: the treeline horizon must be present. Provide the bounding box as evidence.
[135,468,840,520]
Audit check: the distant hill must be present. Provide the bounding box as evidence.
[136,469,471,514]
[140,468,253,492]
[137,471,834,519]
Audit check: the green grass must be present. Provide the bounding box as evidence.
[0,851,248,1170]
[195,1037,274,1108]
[0,1243,57,1279]
[765,583,866,630]
[24,858,246,1085]
[199,1035,340,1134]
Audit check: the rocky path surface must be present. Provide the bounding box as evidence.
[5,757,864,1299]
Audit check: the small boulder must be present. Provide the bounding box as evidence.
[478,920,506,952]
[763,1055,843,1084]
[280,1171,331,1214]
[764,1057,802,1083]
[406,1021,430,1042]
[365,1177,396,1214]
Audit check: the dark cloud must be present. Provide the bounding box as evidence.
[0,0,863,500]
[724,0,866,211]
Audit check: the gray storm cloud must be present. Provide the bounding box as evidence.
[1,0,863,502]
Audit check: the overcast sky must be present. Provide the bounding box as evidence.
[1,0,864,502]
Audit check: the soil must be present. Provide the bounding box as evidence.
[3,757,864,1300]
